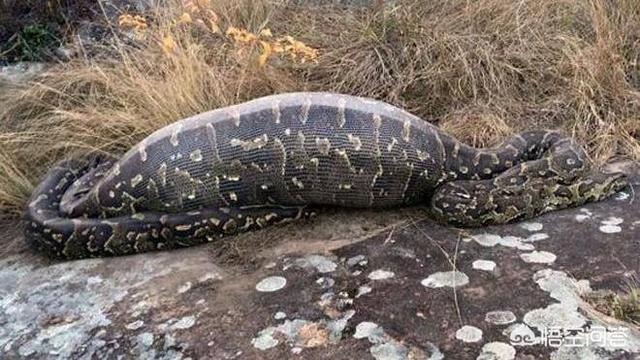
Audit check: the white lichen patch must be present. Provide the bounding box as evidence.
[602,216,624,225]
[177,281,192,294]
[368,269,395,280]
[198,272,223,282]
[370,342,408,360]
[356,285,372,298]
[523,303,586,331]
[136,332,154,348]
[255,276,287,292]
[574,208,592,222]
[520,251,556,264]
[524,233,549,242]
[468,234,534,251]
[521,269,640,357]
[354,322,385,341]
[421,271,469,288]
[520,222,543,232]
[533,269,590,308]
[477,342,516,360]
[484,311,517,325]
[472,260,496,272]
[125,320,144,330]
[291,255,338,273]
[315,277,335,289]
[274,312,287,320]
[353,321,442,360]
[524,269,589,332]
[171,315,196,330]
[253,311,356,352]
[0,252,195,358]
[469,234,501,247]
[251,327,279,350]
[455,325,483,343]
[522,266,640,358]
[599,224,622,233]
[598,215,624,233]
[499,236,535,251]
[346,255,368,268]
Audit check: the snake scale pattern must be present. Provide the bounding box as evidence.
[24,92,628,259]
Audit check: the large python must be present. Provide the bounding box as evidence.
[24,92,628,259]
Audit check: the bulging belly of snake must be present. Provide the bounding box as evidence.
[23,92,628,259]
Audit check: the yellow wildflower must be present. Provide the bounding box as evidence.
[178,12,192,24]
[259,28,273,38]
[258,41,272,66]
[160,34,176,56]
[118,14,148,32]
[226,27,257,43]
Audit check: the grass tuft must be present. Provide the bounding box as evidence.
[585,279,640,326]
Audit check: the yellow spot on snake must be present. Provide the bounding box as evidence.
[272,100,281,124]
[113,164,121,176]
[387,138,398,152]
[292,177,304,189]
[316,137,331,155]
[402,120,411,141]
[131,213,145,220]
[265,213,278,221]
[229,192,238,201]
[337,98,346,128]
[372,114,382,129]
[227,107,241,127]
[347,134,362,151]
[139,141,148,162]
[131,174,143,187]
[335,148,348,160]
[230,134,269,151]
[301,98,311,124]
[176,224,192,231]
[223,219,237,232]
[158,163,167,186]
[170,124,182,147]
[190,149,203,162]
[209,217,221,226]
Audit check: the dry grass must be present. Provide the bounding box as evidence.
[1,0,639,218]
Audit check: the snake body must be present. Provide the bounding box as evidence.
[24,92,627,259]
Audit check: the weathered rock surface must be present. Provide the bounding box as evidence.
[1,163,639,359]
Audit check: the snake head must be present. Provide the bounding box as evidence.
[573,171,629,201]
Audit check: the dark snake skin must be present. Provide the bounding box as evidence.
[24,93,628,259]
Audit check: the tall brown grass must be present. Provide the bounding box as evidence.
[0,0,639,218]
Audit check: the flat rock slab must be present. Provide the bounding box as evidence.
[1,165,639,359]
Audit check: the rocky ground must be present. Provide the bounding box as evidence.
[1,162,639,359]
